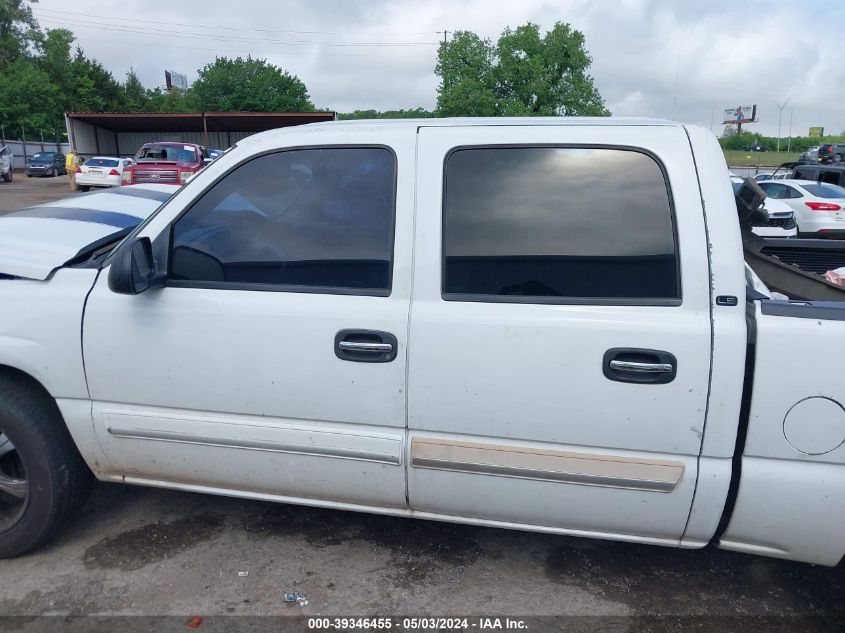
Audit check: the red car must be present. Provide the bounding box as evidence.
[124,142,211,185]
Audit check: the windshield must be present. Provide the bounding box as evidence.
[31,153,55,163]
[135,145,197,162]
[84,158,120,168]
[802,183,845,199]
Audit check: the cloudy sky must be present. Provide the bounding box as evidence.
[32,0,845,137]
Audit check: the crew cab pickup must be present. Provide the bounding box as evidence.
[125,141,208,185]
[0,118,843,566]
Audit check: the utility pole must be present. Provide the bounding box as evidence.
[775,100,790,153]
[787,107,793,154]
[441,30,449,44]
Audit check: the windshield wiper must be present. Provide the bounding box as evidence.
[64,227,135,268]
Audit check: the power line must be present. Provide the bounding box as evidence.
[32,7,440,37]
[36,16,440,47]
[42,30,435,60]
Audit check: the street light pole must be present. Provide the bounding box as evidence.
[775,100,790,153]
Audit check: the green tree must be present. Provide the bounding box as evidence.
[36,30,126,117]
[191,56,314,112]
[436,22,609,117]
[338,107,435,120]
[435,31,497,116]
[144,87,194,113]
[71,47,125,112]
[123,68,148,112]
[0,0,39,67]
[0,58,60,137]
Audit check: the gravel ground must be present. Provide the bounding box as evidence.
[0,481,842,629]
[0,172,79,212]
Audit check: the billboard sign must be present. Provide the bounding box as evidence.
[808,127,824,138]
[165,70,188,91]
[723,105,756,125]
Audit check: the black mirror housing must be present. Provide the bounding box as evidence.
[108,236,163,295]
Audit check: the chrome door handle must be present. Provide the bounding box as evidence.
[609,360,674,373]
[603,348,677,384]
[338,341,393,353]
[335,330,398,363]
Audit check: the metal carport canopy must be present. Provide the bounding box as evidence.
[65,111,336,155]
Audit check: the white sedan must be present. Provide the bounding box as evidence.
[76,157,133,191]
[758,179,845,237]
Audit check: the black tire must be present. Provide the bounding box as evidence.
[0,372,93,558]
[51,168,58,177]
[26,173,32,178]
[835,154,843,163]
[78,185,90,192]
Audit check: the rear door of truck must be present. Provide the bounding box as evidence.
[406,123,715,542]
[719,299,845,565]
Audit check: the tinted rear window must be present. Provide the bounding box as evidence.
[802,183,845,198]
[443,147,679,302]
[84,158,120,167]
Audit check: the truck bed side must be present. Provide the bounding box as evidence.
[720,299,845,565]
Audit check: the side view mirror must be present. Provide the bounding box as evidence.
[108,236,165,295]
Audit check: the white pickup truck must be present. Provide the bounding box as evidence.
[0,118,843,566]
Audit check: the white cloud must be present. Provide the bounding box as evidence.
[32,0,845,136]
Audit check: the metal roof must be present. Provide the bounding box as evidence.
[66,111,336,133]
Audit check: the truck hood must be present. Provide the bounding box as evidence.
[0,185,173,280]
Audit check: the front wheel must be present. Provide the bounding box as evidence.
[835,153,843,163]
[78,185,90,192]
[0,373,93,558]
[51,168,58,177]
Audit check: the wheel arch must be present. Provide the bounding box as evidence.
[0,363,106,477]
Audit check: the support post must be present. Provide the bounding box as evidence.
[202,113,209,147]
[20,125,27,164]
[66,113,77,154]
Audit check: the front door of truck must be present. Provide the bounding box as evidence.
[407,124,713,542]
[83,130,415,509]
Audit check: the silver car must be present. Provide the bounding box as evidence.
[800,146,819,161]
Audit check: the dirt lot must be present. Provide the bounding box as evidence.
[0,171,75,212]
[0,481,842,628]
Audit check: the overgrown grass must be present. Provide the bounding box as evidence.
[723,150,798,167]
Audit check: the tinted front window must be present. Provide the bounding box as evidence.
[171,147,395,294]
[443,147,679,301]
[31,153,54,162]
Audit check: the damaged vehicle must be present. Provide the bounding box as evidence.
[0,146,12,183]
[0,119,843,568]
